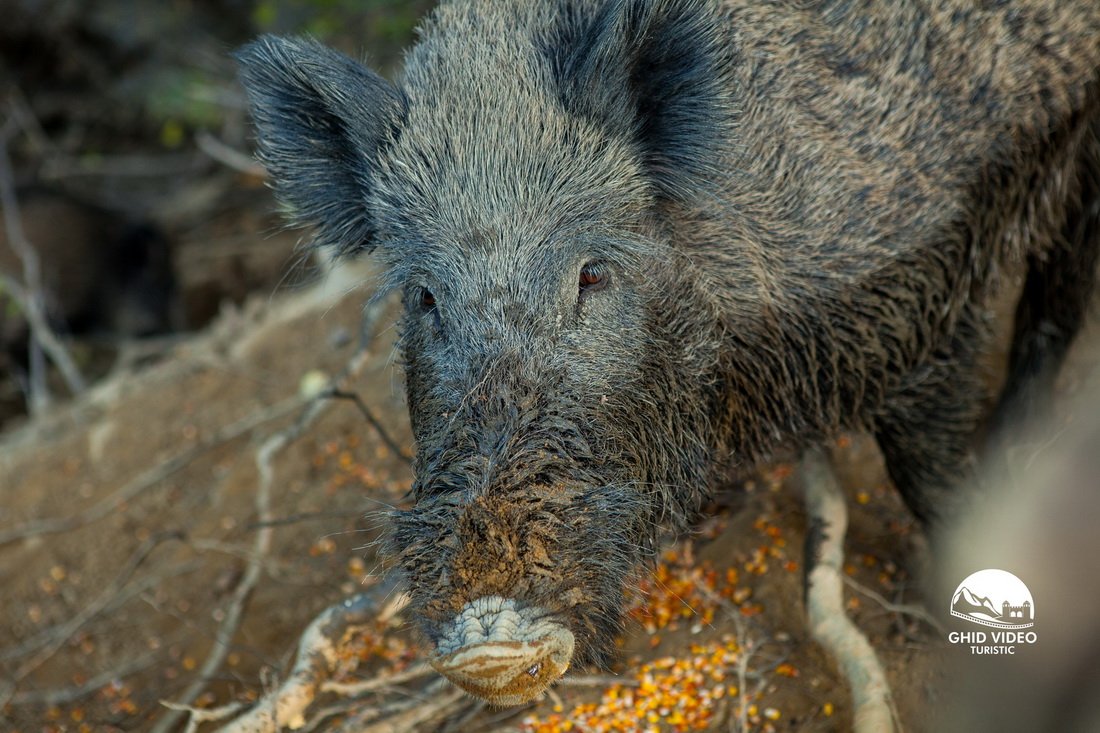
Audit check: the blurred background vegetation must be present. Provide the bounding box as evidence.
[2,0,433,163]
[0,0,434,426]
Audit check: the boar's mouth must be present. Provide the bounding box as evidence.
[429,595,575,706]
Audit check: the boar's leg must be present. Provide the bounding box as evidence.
[987,122,1100,444]
[871,307,992,527]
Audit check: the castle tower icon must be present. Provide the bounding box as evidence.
[1002,599,1032,623]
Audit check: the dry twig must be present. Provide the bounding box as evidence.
[153,346,378,733]
[0,395,304,547]
[328,388,413,464]
[0,118,86,410]
[692,582,764,732]
[196,130,267,178]
[842,575,944,634]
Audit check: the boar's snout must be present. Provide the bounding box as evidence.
[430,596,575,706]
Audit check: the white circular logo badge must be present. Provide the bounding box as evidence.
[950,568,1034,630]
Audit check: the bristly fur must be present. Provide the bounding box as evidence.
[237,0,1100,669]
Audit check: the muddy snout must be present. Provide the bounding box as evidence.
[430,596,574,706]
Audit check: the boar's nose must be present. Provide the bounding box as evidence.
[430,596,574,706]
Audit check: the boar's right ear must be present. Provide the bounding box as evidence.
[234,36,405,257]
[561,0,734,204]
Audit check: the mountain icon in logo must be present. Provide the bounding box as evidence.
[950,569,1034,630]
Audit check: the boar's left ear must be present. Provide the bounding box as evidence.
[235,36,406,257]
[561,0,735,203]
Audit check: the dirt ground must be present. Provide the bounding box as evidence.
[0,264,918,732]
[2,3,1099,732]
[6,251,1094,732]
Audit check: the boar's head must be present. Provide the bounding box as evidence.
[237,0,737,705]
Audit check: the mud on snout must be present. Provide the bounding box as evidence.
[387,481,644,706]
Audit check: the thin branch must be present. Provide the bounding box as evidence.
[0,532,184,707]
[5,88,53,155]
[196,130,267,178]
[0,121,86,405]
[1,557,197,664]
[154,348,376,733]
[842,576,945,634]
[152,419,286,733]
[327,389,414,464]
[692,582,761,733]
[0,394,304,546]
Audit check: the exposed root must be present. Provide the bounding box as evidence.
[183,573,473,733]
[208,582,425,733]
[801,447,895,733]
[334,679,467,733]
[152,346,378,733]
[161,700,248,733]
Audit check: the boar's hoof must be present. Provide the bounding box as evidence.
[430,595,574,706]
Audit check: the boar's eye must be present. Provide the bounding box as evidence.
[414,286,442,331]
[578,261,608,300]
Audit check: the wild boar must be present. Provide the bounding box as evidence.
[236,0,1100,705]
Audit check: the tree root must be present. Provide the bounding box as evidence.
[203,582,425,733]
[801,447,896,733]
[152,345,382,733]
